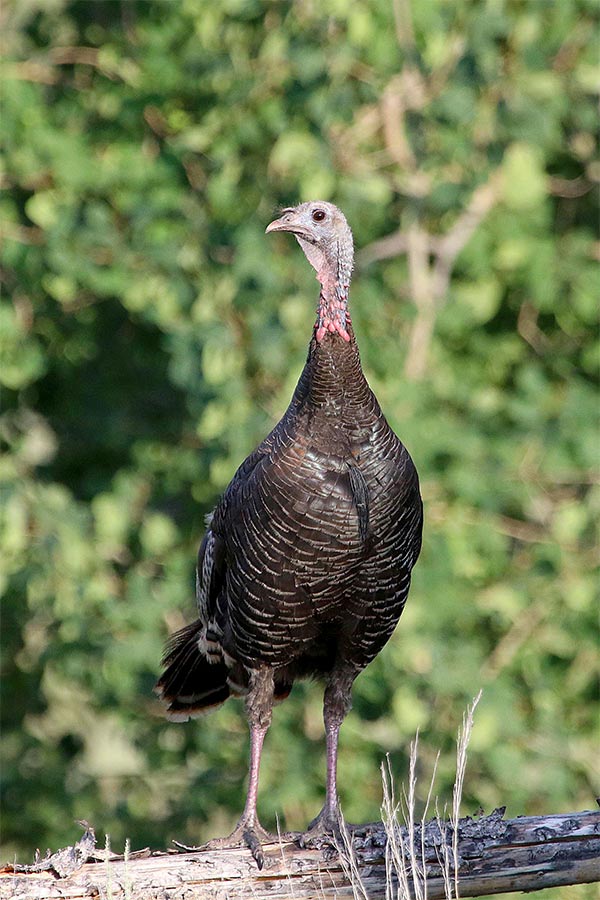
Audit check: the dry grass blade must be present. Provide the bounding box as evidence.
[452,691,482,898]
[434,798,453,900]
[381,753,412,899]
[104,833,112,898]
[382,739,435,900]
[377,693,482,900]
[335,812,370,900]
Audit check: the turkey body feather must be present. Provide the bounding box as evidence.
[159,331,421,709]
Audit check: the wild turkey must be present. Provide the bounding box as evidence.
[155,201,423,867]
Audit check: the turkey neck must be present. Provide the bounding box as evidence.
[315,270,351,343]
[292,229,373,417]
[306,248,373,414]
[314,239,353,343]
[299,327,374,418]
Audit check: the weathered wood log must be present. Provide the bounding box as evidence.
[1,809,598,899]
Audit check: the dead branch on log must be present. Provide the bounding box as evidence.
[1,808,598,900]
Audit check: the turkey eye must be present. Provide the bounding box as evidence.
[312,209,326,222]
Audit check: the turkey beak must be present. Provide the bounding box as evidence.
[266,213,308,239]
[266,216,292,235]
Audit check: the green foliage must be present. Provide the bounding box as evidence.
[1,5,597,895]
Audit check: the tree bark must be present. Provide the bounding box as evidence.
[1,808,598,900]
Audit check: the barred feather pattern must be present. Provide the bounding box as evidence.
[155,324,423,721]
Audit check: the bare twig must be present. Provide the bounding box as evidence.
[357,230,410,267]
[381,81,416,174]
[48,46,103,67]
[403,218,437,381]
[2,61,60,84]
[3,46,134,85]
[392,0,417,55]
[359,171,501,381]
[6,822,95,879]
[430,174,501,303]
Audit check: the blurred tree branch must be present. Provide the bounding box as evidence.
[359,173,501,381]
[355,0,503,380]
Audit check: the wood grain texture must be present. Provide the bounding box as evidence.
[2,809,598,899]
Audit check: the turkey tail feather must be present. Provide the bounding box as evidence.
[155,620,230,721]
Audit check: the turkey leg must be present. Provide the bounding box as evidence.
[301,665,356,843]
[201,667,285,868]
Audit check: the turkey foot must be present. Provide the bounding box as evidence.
[298,806,350,857]
[200,818,293,870]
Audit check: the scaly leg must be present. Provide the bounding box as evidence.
[301,665,357,844]
[200,667,290,868]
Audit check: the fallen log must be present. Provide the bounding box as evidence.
[1,808,598,899]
